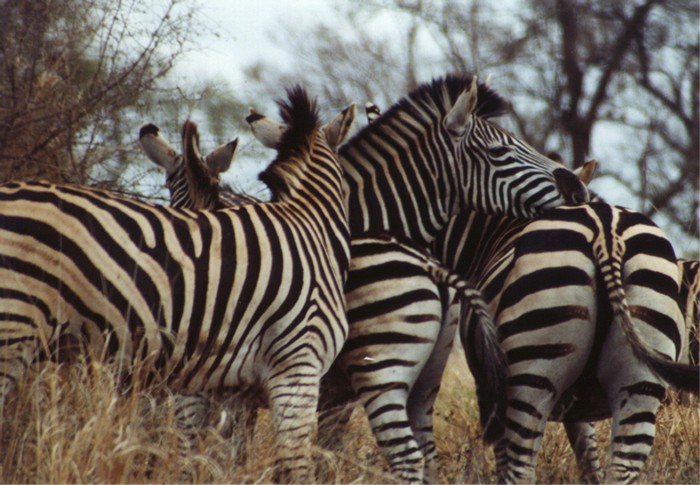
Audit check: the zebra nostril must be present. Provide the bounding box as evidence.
[554,168,589,205]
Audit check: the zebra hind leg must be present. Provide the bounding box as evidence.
[405,301,461,484]
[603,384,663,483]
[361,386,425,483]
[564,421,602,483]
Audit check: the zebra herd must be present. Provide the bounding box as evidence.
[0,75,697,483]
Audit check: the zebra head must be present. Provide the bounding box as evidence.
[442,75,589,217]
[139,122,239,209]
[247,85,354,207]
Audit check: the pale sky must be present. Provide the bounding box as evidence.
[136,1,697,256]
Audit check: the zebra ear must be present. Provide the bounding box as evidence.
[575,159,598,185]
[182,120,222,210]
[445,76,478,137]
[181,120,203,167]
[139,123,181,174]
[324,103,356,149]
[205,138,238,178]
[246,108,285,148]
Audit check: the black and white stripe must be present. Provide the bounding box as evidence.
[435,202,698,483]
[141,118,506,483]
[0,87,353,481]
[341,74,588,247]
[139,73,590,482]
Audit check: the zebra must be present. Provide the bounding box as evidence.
[140,118,506,483]
[335,75,590,479]
[140,73,590,482]
[434,200,699,483]
[0,86,354,482]
[362,101,612,482]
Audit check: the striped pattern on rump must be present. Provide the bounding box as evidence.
[436,202,698,483]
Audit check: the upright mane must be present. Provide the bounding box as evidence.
[259,85,321,196]
[342,74,510,151]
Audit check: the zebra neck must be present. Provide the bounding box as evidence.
[165,166,191,209]
[265,156,350,279]
[340,153,454,248]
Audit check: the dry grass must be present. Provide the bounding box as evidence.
[1,352,697,483]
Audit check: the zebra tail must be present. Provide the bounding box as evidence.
[455,283,509,444]
[425,259,509,443]
[601,256,700,395]
[461,290,509,443]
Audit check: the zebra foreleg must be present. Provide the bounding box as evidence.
[564,421,602,483]
[266,367,321,483]
[0,303,57,409]
[168,391,258,465]
[316,363,357,452]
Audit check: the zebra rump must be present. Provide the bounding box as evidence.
[483,202,697,483]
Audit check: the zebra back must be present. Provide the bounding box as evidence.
[458,201,696,483]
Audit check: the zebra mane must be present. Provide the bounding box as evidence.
[259,85,320,196]
[422,73,511,119]
[346,75,510,150]
[275,85,320,158]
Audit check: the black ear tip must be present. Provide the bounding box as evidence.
[139,123,159,138]
[246,112,265,124]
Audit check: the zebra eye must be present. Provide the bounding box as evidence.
[488,145,511,158]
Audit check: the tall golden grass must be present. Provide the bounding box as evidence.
[1,350,697,483]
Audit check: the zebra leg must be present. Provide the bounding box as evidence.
[168,393,213,455]
[499,347,592,484]
[266,366,321,483]
[603,385,662,483]
[343,328,434,482]
[598,337,666,483]
[498,389,552,483]
[316,363,356,452]
[212,392,259,466]
[167,392,259,465]
[405,300,460,484]
[343,306,444,482]
[360,385,425,482]
[564,421,602,483]
[0,303,51,407]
